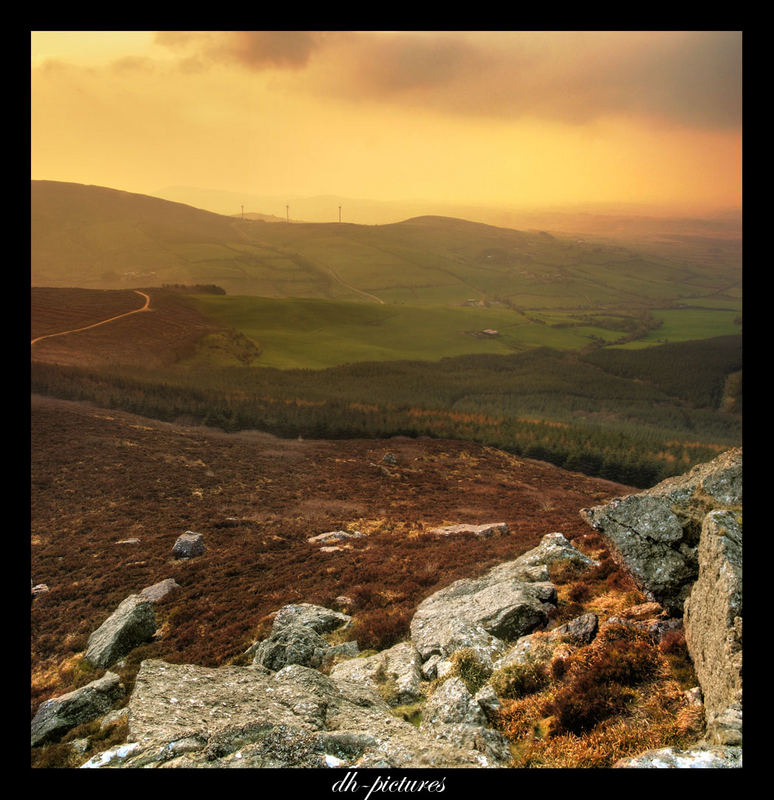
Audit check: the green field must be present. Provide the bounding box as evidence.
[612,308,742,349]
[183,295,741,369]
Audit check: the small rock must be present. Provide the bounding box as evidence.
[426,523,509,538]
[307,530,364,545]
[115,538,140,545]
[172,531,206,559]
[139,578,181,604]
[613,745,742,768]
[251,624,331,671]
[31,583,50,600]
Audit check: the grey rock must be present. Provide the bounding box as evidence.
[271,603,352,635]
[100,707,129,731]
[85,595,157,668]
[408,532,594,664]
[31,583,50,600]
[321,640,360,668]
[307,530,364,545]
[31,671,125,746]
[473,684,502,721]
[492,614,597,672]
[422,677,486,727]
[551,612,599,646]
[614,745,742,768]
[420,678,510,765]
[684,510,743,744]
[426,523,509,538]
[139,578,180,604]
[329,641,423,705]
[172,531,206,559]
[250,624,331,671]
[87,659,510,768]
[706,703,743,747]
[580,448,741,614]
[410,570,556,663]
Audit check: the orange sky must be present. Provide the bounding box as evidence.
[30,31,742,217]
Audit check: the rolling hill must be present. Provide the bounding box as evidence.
[31,181,741,318]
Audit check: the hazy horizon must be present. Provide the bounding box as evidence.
[31,31,741,219]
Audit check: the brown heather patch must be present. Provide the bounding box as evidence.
[31,393,635,717]
[495,625,703,767]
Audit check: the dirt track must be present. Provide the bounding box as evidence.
[31,290,151,345]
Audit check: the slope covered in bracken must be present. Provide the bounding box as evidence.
[30,393,636,721]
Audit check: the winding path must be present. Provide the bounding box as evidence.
[31,290,151,346]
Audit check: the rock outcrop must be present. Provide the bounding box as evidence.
[31,672,125,746]
[409,532,586,664]
[683,510,743,746]
[84,594,157,668]
[580,448,741,614]
[85,660,505,768]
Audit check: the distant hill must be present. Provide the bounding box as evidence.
[31,181,741,314]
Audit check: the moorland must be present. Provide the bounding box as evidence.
[30,180,742,768]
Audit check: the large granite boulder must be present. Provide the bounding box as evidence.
[683,510,743,745]
[410,532,597,664]
[580,448,741,613]
[83,660,509,768]
[31,672,125,746]
[84,595,157,668]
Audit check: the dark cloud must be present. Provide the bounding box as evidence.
[153,30,741,130]
[327,31,742,130]
[154,30,323,70]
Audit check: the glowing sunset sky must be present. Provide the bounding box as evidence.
[30,31,742,216]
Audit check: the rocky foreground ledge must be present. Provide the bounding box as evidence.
[32,449,742,769]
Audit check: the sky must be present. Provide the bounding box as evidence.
[30,30,742,217]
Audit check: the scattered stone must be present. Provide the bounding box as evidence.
[139,578,180,604]
[307,530,364,545]
[31,672,125,747]
[580,448,741,614]
[172,531,206,560]
[683,510,742,745]
[70,738,90,755]
[115,538,140,545]
[613,745,742,768]
[272,603,352,635]
[84,595,157,668]
[426,523,509,538]
[382,452,398,466]
[31,583,50,600]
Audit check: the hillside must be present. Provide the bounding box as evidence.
[30,393,635,715]
[31,182,741,319]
